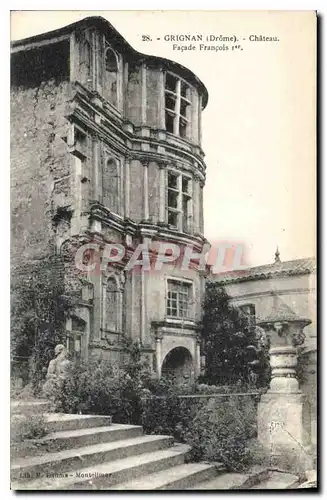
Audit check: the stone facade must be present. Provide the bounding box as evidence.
[11,17,209,379]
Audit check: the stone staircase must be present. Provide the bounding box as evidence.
[11,406,218,490]
[11,402,303,491]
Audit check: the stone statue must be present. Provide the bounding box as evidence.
[43,344,71,396]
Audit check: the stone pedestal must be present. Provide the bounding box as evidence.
[256,301,313,470]
[258,345,311,446]
[258,391,311,448]
[258,392,313,470]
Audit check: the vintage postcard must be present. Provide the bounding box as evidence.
[10,10,317,490]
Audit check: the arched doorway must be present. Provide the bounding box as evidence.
[161,347,193,382]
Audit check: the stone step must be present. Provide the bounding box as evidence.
[12,444,190,490]
[44,413,112,433]
[11,434,173,481]
[110,462,217,490]
[187,465,270,490]
[188,472,252,490]
[251,471,300,489]
[12,424,143,458]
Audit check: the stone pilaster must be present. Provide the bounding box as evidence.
[141,158,149,220]
[124,156,130,219]
[158,162,167,224]
[156,336,162,378]
[141,63,147,125]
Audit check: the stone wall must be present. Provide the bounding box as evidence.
[11,73,75,374]
[11,79,72,264]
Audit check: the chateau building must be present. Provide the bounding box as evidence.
[11,17,208,379]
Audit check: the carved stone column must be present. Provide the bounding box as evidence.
[256,293,312,468]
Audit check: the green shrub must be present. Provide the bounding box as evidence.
[184,396,257,471]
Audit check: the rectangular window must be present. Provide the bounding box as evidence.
[165,72,191,138]
[239,304,256,329]
[167,280,192,319]
[167,171,192,232]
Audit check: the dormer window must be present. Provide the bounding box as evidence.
[104,47,118,108]
[165,72,191,138]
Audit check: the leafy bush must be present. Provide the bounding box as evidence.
[201,284,270,387]
[141,377,198,441]
[50,353,261,471]
[51,350,153,425]
[184,396,258,471]
[11,413,47,443]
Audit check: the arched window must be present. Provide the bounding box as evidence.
[103,276,119,332]
[104,47,118,107]
[102,158,119,213]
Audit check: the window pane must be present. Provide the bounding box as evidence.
[166,73,178,93]
[168,172,178,189]
[181,81,189,98]
[180,99,190,118]
[239,304,256,329]
[180,118,187,138]
[182,177,189,194]
[166,111,174,133]
[168,189,178,208]
[168,210,178,227]
[165,93,176,111]
[167,280,191,319]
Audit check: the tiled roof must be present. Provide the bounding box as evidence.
[210,257,316,284]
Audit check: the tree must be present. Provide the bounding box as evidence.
[201,282,269,387]
[11,257,71,391]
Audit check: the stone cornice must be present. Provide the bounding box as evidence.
[11,16,208,108]
[66,82,206,182]
[88,202,208,251]
[152,319,201,334]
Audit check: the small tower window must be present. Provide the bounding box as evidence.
[166,171,192,233]
[165,72,191,138]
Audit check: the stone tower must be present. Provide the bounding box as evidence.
[11,16,209,379]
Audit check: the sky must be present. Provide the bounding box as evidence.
[10,10,316,267]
